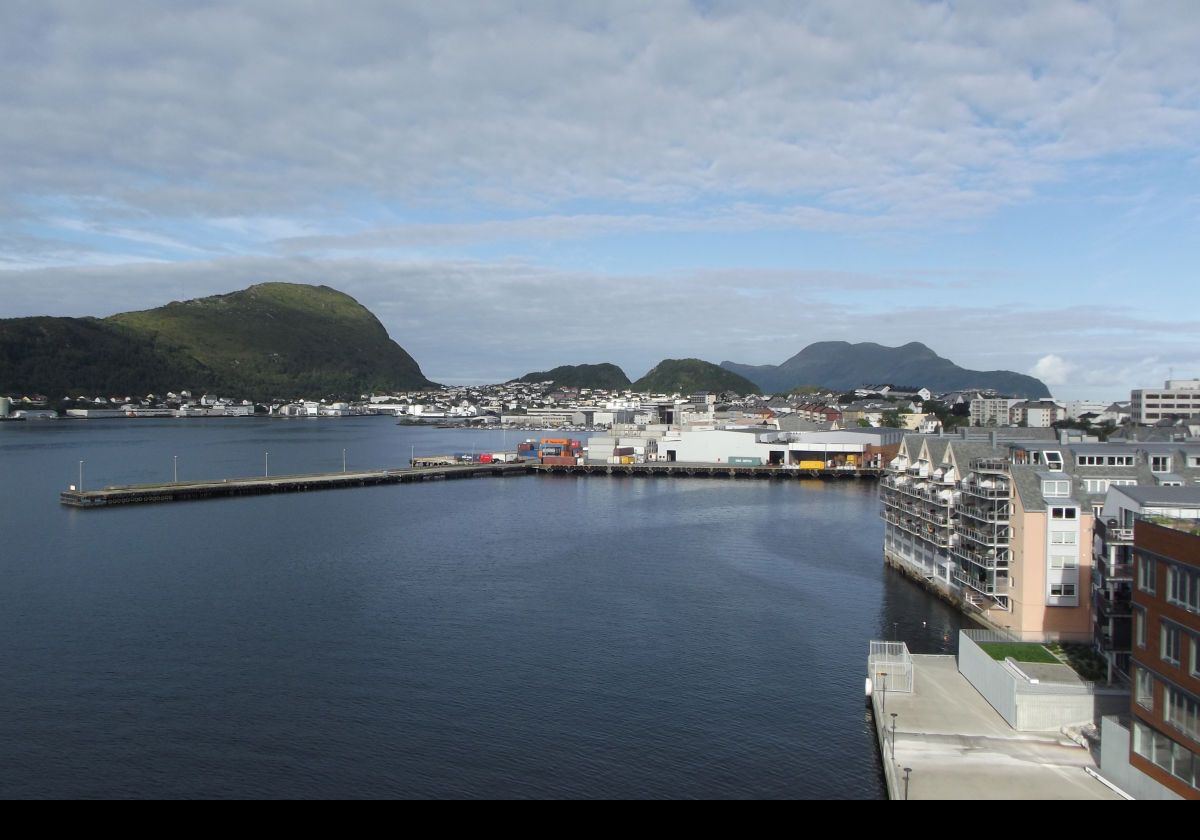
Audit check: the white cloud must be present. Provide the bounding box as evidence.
[1030,354,1077,386]
[1,1,1197,232]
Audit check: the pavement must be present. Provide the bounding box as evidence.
[873,655,1123,800]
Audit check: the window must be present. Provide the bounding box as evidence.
[1050,583,1076,596]
[1192,636,1200,679]
[1134,608,1147,649]
[1152,455,1172,473]
[1043,480,1070,497]
[1050,555,1079,569]
[1166,687,1200,742]
[1107,455,1134,466]
[1136,666,1154,710]
[1045,451,1063,472]
[1050,531,1077,545]
[1167,565,1200,613]
[1163,624,1182,665]
[1134,721,1200,790]
[1083,479,1110,493]
[1139,555,1158,593]
[1051,507,1077,519]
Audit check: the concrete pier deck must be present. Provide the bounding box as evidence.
[60,462,527,507]
[871,655,1122,800]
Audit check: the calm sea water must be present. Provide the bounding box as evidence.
[0,417,972,798]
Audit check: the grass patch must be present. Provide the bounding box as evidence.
[978,642,1060,664]
[1046,643,1109,682]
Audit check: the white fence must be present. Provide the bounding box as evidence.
[868,640,914,694]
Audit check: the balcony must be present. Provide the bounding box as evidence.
[957,504,1011,524]
[961,482,1011,500]
[970,458,1010,474]
[881,496,954,528]
[881,510,953,547]
[957,524,1010,547]
[1094,590,1133,618]
[952,544,1009,570]
[953,567,999,595]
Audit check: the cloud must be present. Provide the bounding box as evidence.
[1030,354,1077,386]
[2,1,1197,235]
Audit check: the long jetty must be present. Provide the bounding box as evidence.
[60,461,881,508]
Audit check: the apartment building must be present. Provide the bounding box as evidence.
[881,432,1200,646]
[1129,511,1200,798]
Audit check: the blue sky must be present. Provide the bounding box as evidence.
[2,1,1198,399]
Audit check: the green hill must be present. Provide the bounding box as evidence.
[631,358,760,395]
[0,283,436,399]
[516,363,631,390]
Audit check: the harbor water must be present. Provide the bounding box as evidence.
[0,417,973,798]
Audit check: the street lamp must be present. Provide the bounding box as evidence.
[880,671,888,716]
[903,767,912,800]
[342,448,347,473]
[173,455,178,483]
[890,712,898,761]
[78,460,84,492]
[265,451,269,478]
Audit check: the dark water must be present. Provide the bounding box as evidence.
[0,417,971,798]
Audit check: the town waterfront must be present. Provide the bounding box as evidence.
[1,417,974,798]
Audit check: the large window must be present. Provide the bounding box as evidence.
[1139,555,1158,594]
[1135,607,1147,649]
[1163,624,1182,665]
[1136,667,1154,710]
[1043,480,1070,497]
[1167,564,1200,613]
[1050,531,1077,545]
[1152,455,1172,473]
[1133,722,1200,791]
[1051,507,1077,520]
[1050,583,1076,597]
[1167,687,1200,742]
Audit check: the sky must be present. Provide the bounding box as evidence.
[2,1,1198,400]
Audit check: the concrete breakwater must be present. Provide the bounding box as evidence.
[61,461,881,508]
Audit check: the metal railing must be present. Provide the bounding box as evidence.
[868,641,914,694]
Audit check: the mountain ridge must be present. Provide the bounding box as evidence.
[721,341,1050,397]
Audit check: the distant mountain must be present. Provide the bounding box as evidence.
[721,341,1049,398]
[632,358,761,395]
[0,283,436,399]
[515,363,631,390]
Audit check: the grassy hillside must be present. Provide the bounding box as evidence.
[0,317,213,397]
[632,358,760,395]
[1,283,435,400]
[516,363,631,390]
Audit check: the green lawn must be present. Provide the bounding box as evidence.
[978,642,1060,664]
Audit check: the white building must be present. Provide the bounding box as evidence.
[1131,379,1200,424]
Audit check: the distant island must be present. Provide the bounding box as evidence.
[721,341,1050,398]
[0,283,435,400]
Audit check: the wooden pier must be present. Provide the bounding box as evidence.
[60,461,880,508]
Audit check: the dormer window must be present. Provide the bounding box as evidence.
[1044,451,1063,472]
[1151,455,1171,473]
